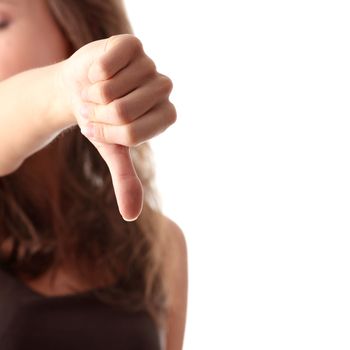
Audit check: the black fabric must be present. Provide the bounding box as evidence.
[0,263,161,350]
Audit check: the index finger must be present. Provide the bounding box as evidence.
[88,34,143,84]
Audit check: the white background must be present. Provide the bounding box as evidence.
[127,1,350,349]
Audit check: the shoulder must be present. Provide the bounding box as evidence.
[159,215,188,350]
[160,215,187,259]
[159,215,188,294]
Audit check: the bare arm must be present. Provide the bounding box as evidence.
[0,61,75,176]
[0,34,176,222]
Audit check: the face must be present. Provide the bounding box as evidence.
[0,0,70,81]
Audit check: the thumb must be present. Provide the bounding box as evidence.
[94,142,144,221]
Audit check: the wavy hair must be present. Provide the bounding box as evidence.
[0,0,171,332]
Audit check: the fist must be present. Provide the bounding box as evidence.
[59,34,177,221]
[62,34,177,145]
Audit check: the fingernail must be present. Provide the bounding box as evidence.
[79,104,89,119]
[123,216,137,222]
[80,123,94,138]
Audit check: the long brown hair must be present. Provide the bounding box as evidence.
[0,0,171,331]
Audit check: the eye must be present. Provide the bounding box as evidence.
[0,13,10,30]
[0,20,9,29]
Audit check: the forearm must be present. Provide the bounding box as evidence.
[0,61,76,175]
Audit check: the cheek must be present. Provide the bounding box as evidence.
[25,24,71,67]
[0,23,70,81]
[0,36,30,81]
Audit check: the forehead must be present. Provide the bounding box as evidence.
[0,0,43,12]
[0,0,19,5]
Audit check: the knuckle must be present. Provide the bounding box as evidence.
[95,59,110,79]
[113,99,128,123]
[129,35,143,54]
[140,56,157,81]
[99,82,112,104]
[159,75,173,95]
[146,57,157,74]
[121,33,134,41]
[105,35,117,51]
[167,102,177,124]
[90,104,96,120]
[95,123,106,142]
[122,125,137,147]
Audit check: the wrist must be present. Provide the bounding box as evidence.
[51,60,76,130]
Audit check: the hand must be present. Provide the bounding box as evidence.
[60,34,176,221]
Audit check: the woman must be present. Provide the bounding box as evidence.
[0,1,187,349]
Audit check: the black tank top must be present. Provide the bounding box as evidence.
[0,262,163,350]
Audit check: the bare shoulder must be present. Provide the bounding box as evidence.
[160,215,187,257]
[159,214,188,350]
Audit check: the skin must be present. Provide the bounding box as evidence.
[0,0,70,78]
[61,34,177,221]
[0,0,187,348]
[0,0,177,221]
